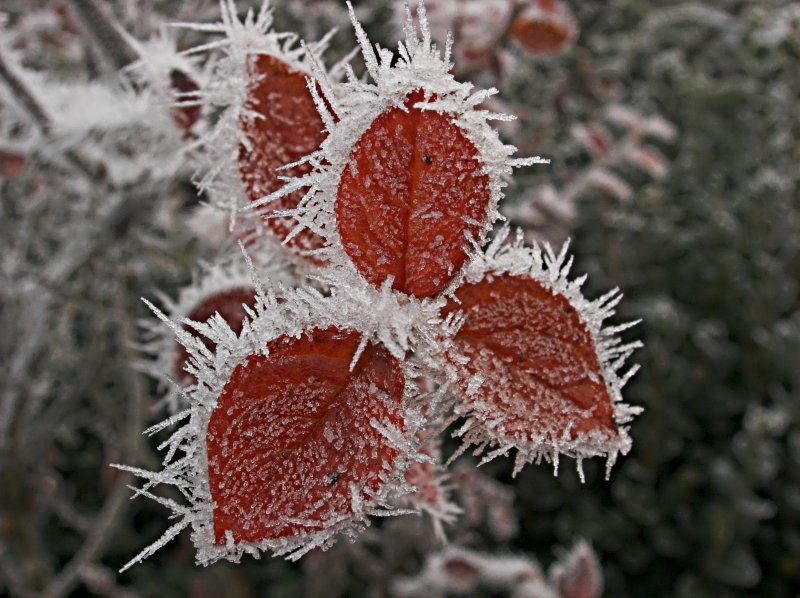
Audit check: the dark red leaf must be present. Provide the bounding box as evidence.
[238,54,328,258]
[175,287,256,385]
[169,69,202,136]
[206,327,406,544]
[442,274,616,443]
[336,90,491,299]
[509,1,577,58]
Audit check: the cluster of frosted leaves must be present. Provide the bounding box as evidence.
[122,0,640,571]
[182,0,351,265]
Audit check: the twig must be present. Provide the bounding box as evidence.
[69,0,138,72]
[0,52,51,134]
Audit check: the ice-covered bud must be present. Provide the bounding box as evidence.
[604,105,645,130]
[571,124,612,158]
[642,115,677,142]
[509,0,578,58]
[622,145,669,180]
[584,168,633,201]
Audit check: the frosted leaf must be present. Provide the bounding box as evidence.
[136,246,300,413]
[605,104,676,142]
[207,327,405,543]
[184,0,345,262]
[122,274,425,568]
[119,27,206,136]
[255,0,546,299]
[571,124,611,158]
[622,145,669,179]
[583,168,632,202]
[442,227,642,478]
[336,88,490,298]
[509,0,578,59]
[237,53,329,259]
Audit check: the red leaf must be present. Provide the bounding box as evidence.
[206,327,406,544]
[336,90,491,299]
[175,287,256,385]
[169,69,201,137]
[238,54,328,258]
[442,274,617,445]
[0,148,26,178]
[509,1,577,58]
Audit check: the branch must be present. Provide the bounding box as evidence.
[69,0,138,71]
[0,52,51,134]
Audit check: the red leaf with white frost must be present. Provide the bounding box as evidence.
[336,90,491,299]
[206,327,406,544]
[238,54,327,257]
[442,274,617,445]
[175,287,256,385]
[509,0,578,58]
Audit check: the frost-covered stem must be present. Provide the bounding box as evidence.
[38,474,131,598]
[0,543,38,598]
[69,0,138,71]
[0,292,52,448]
[39,302,144,598]
[0,52,51,134]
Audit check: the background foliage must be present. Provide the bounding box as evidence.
[1,0,799,597]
